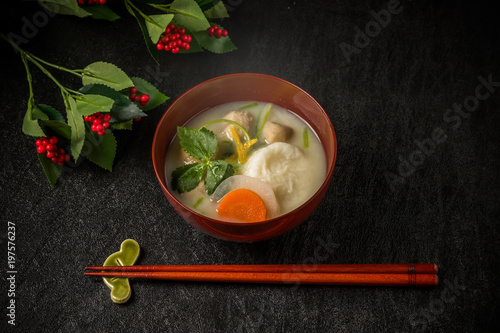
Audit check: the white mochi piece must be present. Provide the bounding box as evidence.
[241,142,310,213]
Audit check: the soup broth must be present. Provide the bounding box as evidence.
[165,101,327,222]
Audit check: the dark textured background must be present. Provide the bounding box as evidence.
[1,0,499,332]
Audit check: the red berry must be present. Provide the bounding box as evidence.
[36,139,42,146]
[51,157,57,163]
[103,114,111,121]
[58,161,64,166]
[171,47,179,54]
[46,151,55,159]
[140,94,149,103]
[216,28,222,35]
[45,144,54,151]
[134,118,141,122]
[179,28,185,35]
[42,139,49,146]
[91,124,97,131]
[221,30,228,37]
[181,43,190,50]
[37,145,46,154]
[129,95,136,101]
[134,95,141,102]
[129,87,137,95]
[157,43,164,50]
[168,23,175,29]
[103,121,110,129]
[208,27,215,34]
[93,118,101,125]
[58,148,65,155]
[78,0,84,4]
[64,154,70,162]
[95,124,103,131]
[97,131,105,136]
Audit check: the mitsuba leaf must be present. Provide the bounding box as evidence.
[79,84,146,122]
[75,94,114,116]
[38,0,91,18]
[170,0,211,31]
[205,160,234,195]
[177,127,217,161]
[85,130,117,171]
[82,62,134,91]
[145,14,174,44]
[172,163,207,193]
[204,1,229,19]
[131,77,169,111]
[126,1,160,63]
[38,153,62,188]
[65,95,85,161]
[81,4,120,21]
[192,28,237,53]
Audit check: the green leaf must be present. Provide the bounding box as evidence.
[38,153,62,187]
[38,0,91,18]
[205,160,234,195]
[82,62,134,91]
[81,4,120,21]
[145,14,174,44]
[22,104,48,137]
[126,1,160,64]
[37,104,65,122]
[130,77,169,111]
[65,95,85,161]
[171,163,206,193]
[111,120,134,130]
[41,120,72,140]
[75,94,114,116]
[177,127,217,162]
[192,29,237,53]
[170,0,211,31]
[195,0,220,12]
[85,130,117,171]
[204,1,229,19]
[78,84,146,122]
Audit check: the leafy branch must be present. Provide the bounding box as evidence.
[1,33,169,187]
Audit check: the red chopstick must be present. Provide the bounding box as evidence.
[84,264,438,287]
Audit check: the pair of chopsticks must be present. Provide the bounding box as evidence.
[85,263,438,287]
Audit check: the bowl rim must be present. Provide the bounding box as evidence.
[152,72,337,226]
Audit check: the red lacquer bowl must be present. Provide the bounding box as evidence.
[152,73,337,242]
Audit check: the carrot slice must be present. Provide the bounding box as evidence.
[217,189,267,222]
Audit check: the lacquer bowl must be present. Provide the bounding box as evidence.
[152,73,336,242]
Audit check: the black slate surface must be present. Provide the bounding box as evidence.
[1,1,499,332]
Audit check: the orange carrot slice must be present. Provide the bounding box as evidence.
[217,189,267,222]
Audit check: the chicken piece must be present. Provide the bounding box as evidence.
[219,111,255,141]
[262,121,293,144]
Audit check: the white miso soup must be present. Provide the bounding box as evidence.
[165,101,327,222]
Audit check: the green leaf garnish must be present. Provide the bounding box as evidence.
[172,126,235,195]
[205,160,234,195]
[303,128,309,148]
[82,61,134,91]
[38,0,91,18]
[22,104,48,137]
[126,0,160,63]
[37,104,65,122]
[238,102,258,110]
[177,127,218,161]
[111,120,134,130]
[172,162,207,193]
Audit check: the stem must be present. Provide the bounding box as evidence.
[127,0,163,28]
[25,54,69,94]
[20,53,35,107]
[149,3,199,19]
[27,53,82,78]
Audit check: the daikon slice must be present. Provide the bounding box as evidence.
[211,175,279,218]
[241,142,309,213]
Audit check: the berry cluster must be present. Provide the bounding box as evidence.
[36,136,70,166]
[128,87,150,106]
[156,24,192,54]
[84,113,111,135]
[77,0,106,5]
[207,25,228,39]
